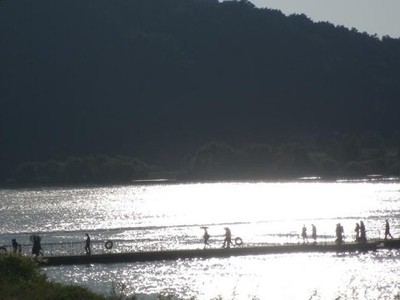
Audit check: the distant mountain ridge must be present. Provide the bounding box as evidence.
[1,0,400,180]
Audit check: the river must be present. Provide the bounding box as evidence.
[1,180,399,299]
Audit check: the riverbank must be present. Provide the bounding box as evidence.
[0,255,185,300]
[0,255,105,300]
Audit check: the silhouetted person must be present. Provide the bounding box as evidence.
[301,225,308,243]
[335,223,344,244]
[359,221,367,242]
[354,223,360,241]
[385,219,393,240]
[311,224,317,243]
[32,235,42,256]
[85,233,91,255]
[203,228,210,249]
[11,239,19,254]
[223,227,232,248]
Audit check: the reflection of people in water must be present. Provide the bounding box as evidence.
[354,223,360,241]
[202,227,210,248]
[335,223,344,244]
[301,225,308,243]
[311,224,317,243]
[359,221,366,242]
[222,227,233,248]
[384,219,393,240]
[84,233,91,255]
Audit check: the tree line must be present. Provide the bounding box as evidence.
[7,132,400,185]
[185,133,400,180]
[11,155,151,185]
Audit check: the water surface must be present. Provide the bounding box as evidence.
[1,181,399,299]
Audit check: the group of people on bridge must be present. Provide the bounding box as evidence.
[202,219,395,250]
[301,224,317,243]
[4,235,43,256]
[202,227,242,249]
[301,219,394,244]
[3,219,395,256]
[1,233,91,257]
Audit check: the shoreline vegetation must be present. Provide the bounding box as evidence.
[0,254,184,300]
[3,134,400,187]
[0,255,105,300]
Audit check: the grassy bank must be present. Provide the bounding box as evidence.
[0,254,187,299]
[0,254,106,300]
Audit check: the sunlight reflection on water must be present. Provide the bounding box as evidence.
[44,251,400,299]
[1,181,400,299]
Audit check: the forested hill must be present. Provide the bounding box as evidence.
[1,0,400,182]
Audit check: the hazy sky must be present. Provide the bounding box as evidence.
[251,0,400,38]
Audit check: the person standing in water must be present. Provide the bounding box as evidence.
[84,233,91,255]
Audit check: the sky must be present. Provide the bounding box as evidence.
[250,0,400,38]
